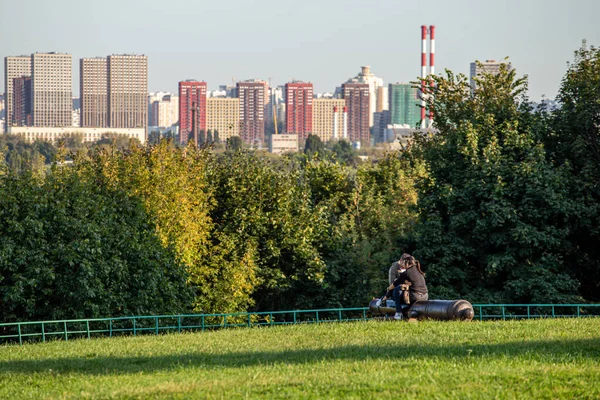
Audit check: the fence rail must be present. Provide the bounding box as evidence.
[1,304,598,345]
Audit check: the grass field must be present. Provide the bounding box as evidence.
[0,318,599,399]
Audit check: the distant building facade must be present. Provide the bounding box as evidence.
[4,55,31,131]
[269,133,298,154]
[237,80,267,144]
[107,55,147,129]
[312,98,345,142]
[27,53,73,128]
[345,66,383,127]
[178,80,207,144]
[8,126,145,144]
[470,60,514,89]
[80,54,148,135]
[342,82,370,143]
[149,93,178,128]
[284,82,313,140]
[373,110,390,143]
[206,97,240,141]
[80,57,108,128]
[12,76,32,126]
[388,83,421,128]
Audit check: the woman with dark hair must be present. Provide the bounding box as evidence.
[386,254,428,320]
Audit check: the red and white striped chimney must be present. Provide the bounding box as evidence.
[421,25,427,129]
[429,25,435,127]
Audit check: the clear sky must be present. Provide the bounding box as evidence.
[1,0,599,101]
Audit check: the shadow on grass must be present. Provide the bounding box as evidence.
[1,338,599,375]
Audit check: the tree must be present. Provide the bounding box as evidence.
[331,139,360,166]
[227,136,243,151]
[304,134,324,157]
[546,42,600,301]
[207,129,213,143]
[214,130,220,143]
[410,64,579,303]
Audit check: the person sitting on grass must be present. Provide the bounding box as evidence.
[385,254,428,320]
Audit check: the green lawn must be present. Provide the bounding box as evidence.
[1,318,599,399]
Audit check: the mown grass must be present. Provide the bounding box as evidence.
[0,318,599,399]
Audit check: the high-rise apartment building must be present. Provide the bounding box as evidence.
[80,57,107,128]
[388,83,421,128]
[107,54,147,129]
[206,97,240,141]
[178,80,207,144]
[237,80,267,144]
[342,83,370,143]
[312,98,345,142]
[284,82,313,140]
[12,76,32,126]
[469,60,513,89]
[31,52,72,127]
[4,55,31,131]
[345,66,383,127]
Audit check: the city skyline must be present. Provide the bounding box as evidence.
[1,0,599,101]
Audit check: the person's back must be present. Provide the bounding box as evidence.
[388,261,403,285]
[402,267,427,296]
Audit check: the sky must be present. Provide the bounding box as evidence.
[1,0,599,101]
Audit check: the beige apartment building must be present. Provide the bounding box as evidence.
[107,54,147,129]
[206,97,239,141]
[4,55,31,131]
[312,98,345,142]
[80,57,107,127]
[31,52,72,127]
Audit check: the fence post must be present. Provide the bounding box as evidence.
[293,311,297,324]
[133,319,137,336]
[86,320,90,340]
[577,306,580,317]
[42,322,45,343]
[316,311,320,323]
[338,310,342,321]
[201,315,205,332]
[64,321,68,341]
[479,306,483,321]
[109,320,113,337]
[18,324,22,346]
[178,316,181,333]
[552,305,555,318]
[527,306,530,319]
[247,313,251,328]
[502,306,506,321]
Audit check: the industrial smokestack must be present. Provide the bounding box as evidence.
[429,25,435,127]
[421,25,427,129]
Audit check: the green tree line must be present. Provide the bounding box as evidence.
[1,43,598,322]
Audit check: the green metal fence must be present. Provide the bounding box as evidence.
[1,304,598,345]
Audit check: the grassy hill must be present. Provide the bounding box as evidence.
[1,318,599,399]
